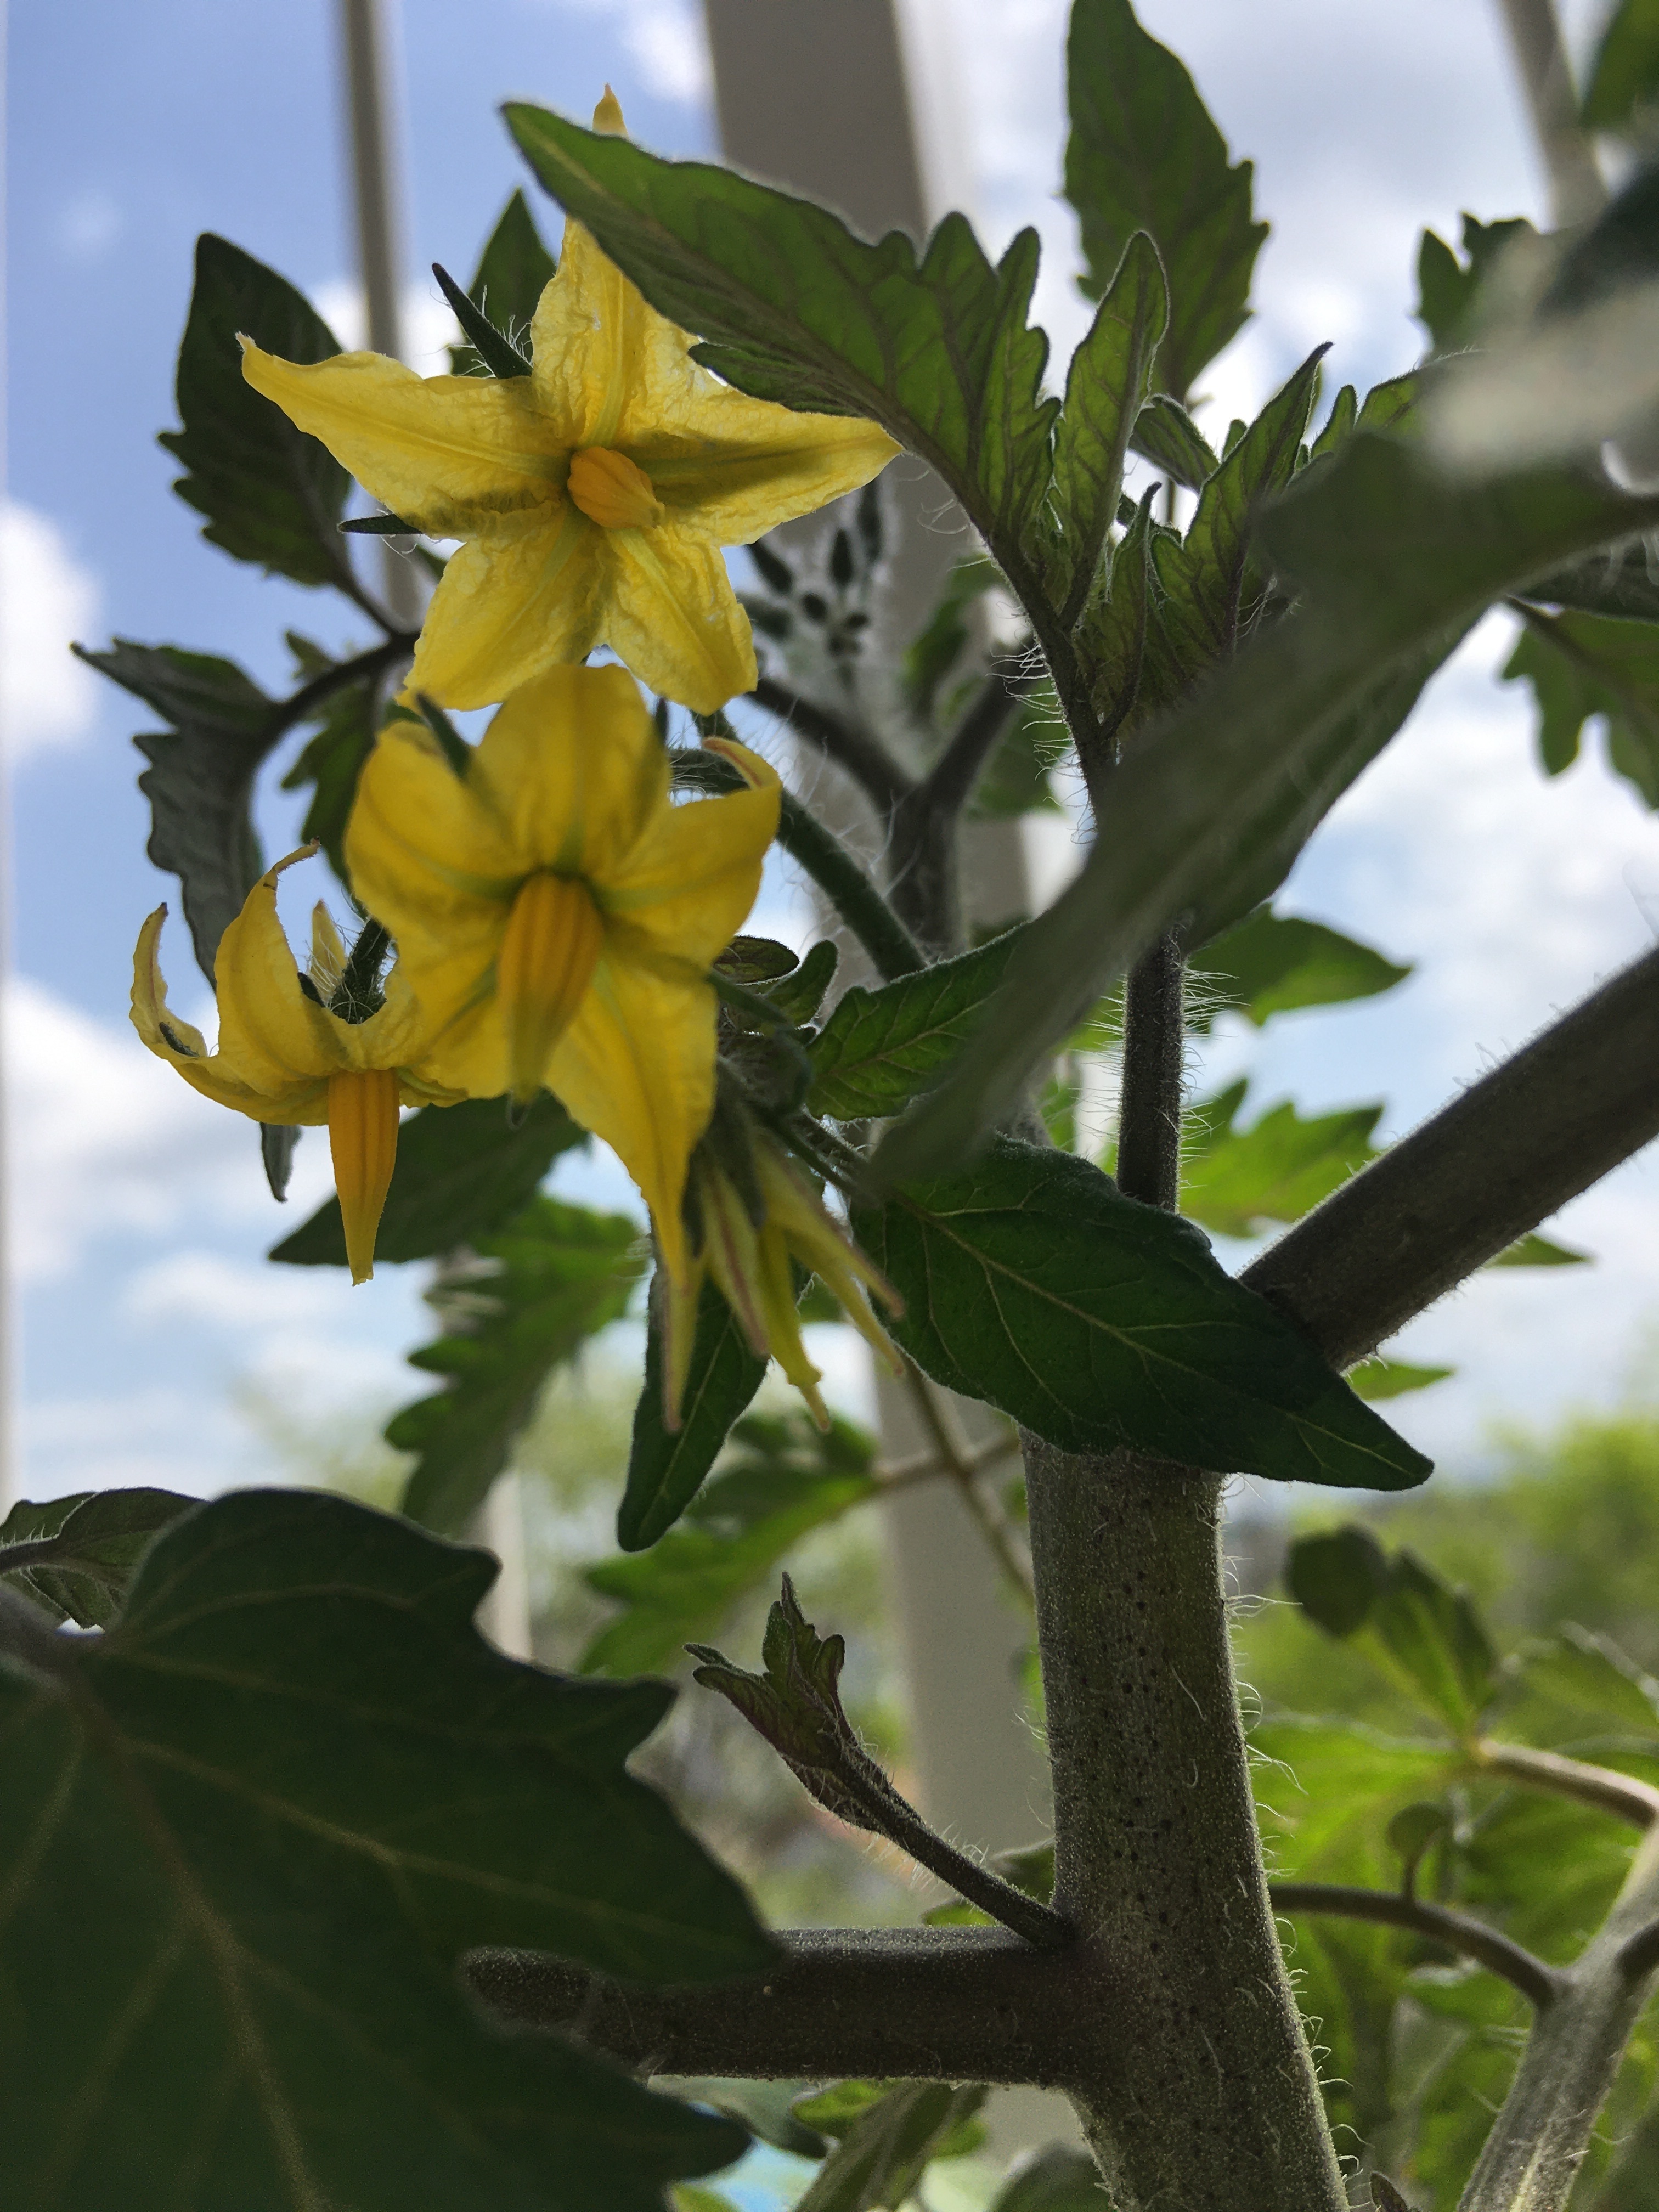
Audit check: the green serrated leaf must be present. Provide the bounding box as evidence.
[1286,1528,1498,1735]
[1064,0,1268,402]
[1045,231,1168,623]
[272,1094,586,1268]
[583,1413,878,1675]
[764,939,840,1026]
[874,438,1659,1180]
[1414,215,1536,352]
[1187,906,1412,1030]
[279,655,380,884]
[450,188,557,376]
[1346,1357,1454,1402]
[1179,1087,1382,1237]
[854,1141,1430,1489]
[1487,1228,1594,1267]
[807,928,1025,1120]
[159,233,353,588]
[791,2083,988,2212]
[1128,392,1220,490]
[0,1488,194,1627]
[619,1277,769,1551]
[77,639,275,983]
[505,108,1057,588]
[391,1197,643,1535]
[1503,605,1659,804]
[0,1488,763,2212]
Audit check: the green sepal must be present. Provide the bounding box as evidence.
[432,258,533,378]
[618,1276,769,1552]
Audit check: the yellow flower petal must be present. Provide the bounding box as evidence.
[328,1068,402,1284]
[602,774,781,970]
[212,857,345,1091]
[345,717,522,962]
[545,955,719,1287]
[470,663,669,884]
[403,517,604,712]
[240,342,566,538]
[629,400,901,547]
[528,221,658,453]
[602,528,757,715]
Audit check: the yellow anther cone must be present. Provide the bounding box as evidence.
[495,872,606,1105]
[567,447,666,531]
[327,1068,404,1284]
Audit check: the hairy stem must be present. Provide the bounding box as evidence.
[1476,1739,1659,1831]
[1021,1438,1346,2211]
[1270,1882,1561,2010]
[753,673,914,818]
[1114,930,1185,1208]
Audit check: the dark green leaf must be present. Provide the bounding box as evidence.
[1503,605,1659,803]
[1487,1228,1593,1267]
[789,2083,987,2212]
[1346,1357,1454,1401]
[765,939,840,1026]
[1520,537,1659,622]
[0,1491,762,2212]
[619,1277,769,1551]
[159,233,353,588]
[0,1488,194,1627]
[875,438,1659,1180]
[584,1412,878,1675]
[1064,0,1267,400]
[450,189,558,375]
[272,1094,586,1268]
[77,638,275,984]
[1128,393,1220,490]
[1287,1528,1498,1734]
[505,108,1056,583]
[855,1141,1430,1489]
[807,928,1025,1120]
[1044,232,1168,622]
[1186,906,1412,1030]
[1413,216,1536,352]
[391,1197,643,1535]
[1178,1085,1382,1237]
[278,647,381,883]
[1584,0,1659,130]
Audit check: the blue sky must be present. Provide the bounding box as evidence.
[6,0,1659,1506]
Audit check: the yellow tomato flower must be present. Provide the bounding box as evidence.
[662,1132,902,1431]
[343,662,781,1286]
[131,850,461,1284]
[239,97,898,717]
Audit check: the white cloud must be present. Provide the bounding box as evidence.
[0,503,101,766]
[55,188,126,263]
[546,0,712,108]
[310,279,461,378]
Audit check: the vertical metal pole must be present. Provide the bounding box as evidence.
[702,0,1064,2149]
[1493,0,1606,227]
[336,0,531,1656]
[0,0,15,1513]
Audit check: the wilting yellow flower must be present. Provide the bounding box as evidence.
[130,850,461,1284]
[662,1130,902,1430]
[239,97,898,716]
[344,662,780,1285]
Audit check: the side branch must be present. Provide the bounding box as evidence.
[1476,1739,1659,1831]
[752,673,914,817]
[1270,1882,1561,2010]
[1242,941,1659,1368]
[466,1926,1093,2085]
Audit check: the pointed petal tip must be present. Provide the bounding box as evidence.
[594,86,627,134]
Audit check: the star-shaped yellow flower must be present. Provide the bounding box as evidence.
[344,663,780,1284]
[239,99,898,716]
[131,850,462,1283]
[661,1128,902,1431]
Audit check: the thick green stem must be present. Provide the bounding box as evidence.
[1020,1438,1346,2211]
[1460,1826,1659,2210]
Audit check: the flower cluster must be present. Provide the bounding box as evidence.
[131,98,901,1421]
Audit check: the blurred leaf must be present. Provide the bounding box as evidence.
[1287,1528,1498,1735]
[506,108,1056,589]
[987,2148,1105,2212]
[1253,1713,1462,1884]
[902,556,1002,726]
[808,929,1025,1120]
[1518,1623,1659,1736]
[1128,393,1220,490]
[77,638,274,984]
[1186,906,1411,1030]
[765,939,840,1026]
[583,1413,878,1675]
[1180,1084,1383,1237]
[1584,0,1659,131]
[1522,536,1659,623]
[875,437,1659,1180]
[391,1198,643,1535]
[618,1278,770,1552]
[856,1140,1431,1489]
[272,1094,586,1268]
[1487,1228,1593,1267]
[1347,1357,1455,1402]
[0,1489,762,2212]
[1414,215,1536,352]
[968,692,1065,820]
[0,1489,194,1627]
[789,2083,987,2212]
[1064,0,1267,400]
[1504,605,1659,804]
[661,2080,826,2159]
[448,189,556,376]
[278,645,381,882]
[159,233,353,588]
